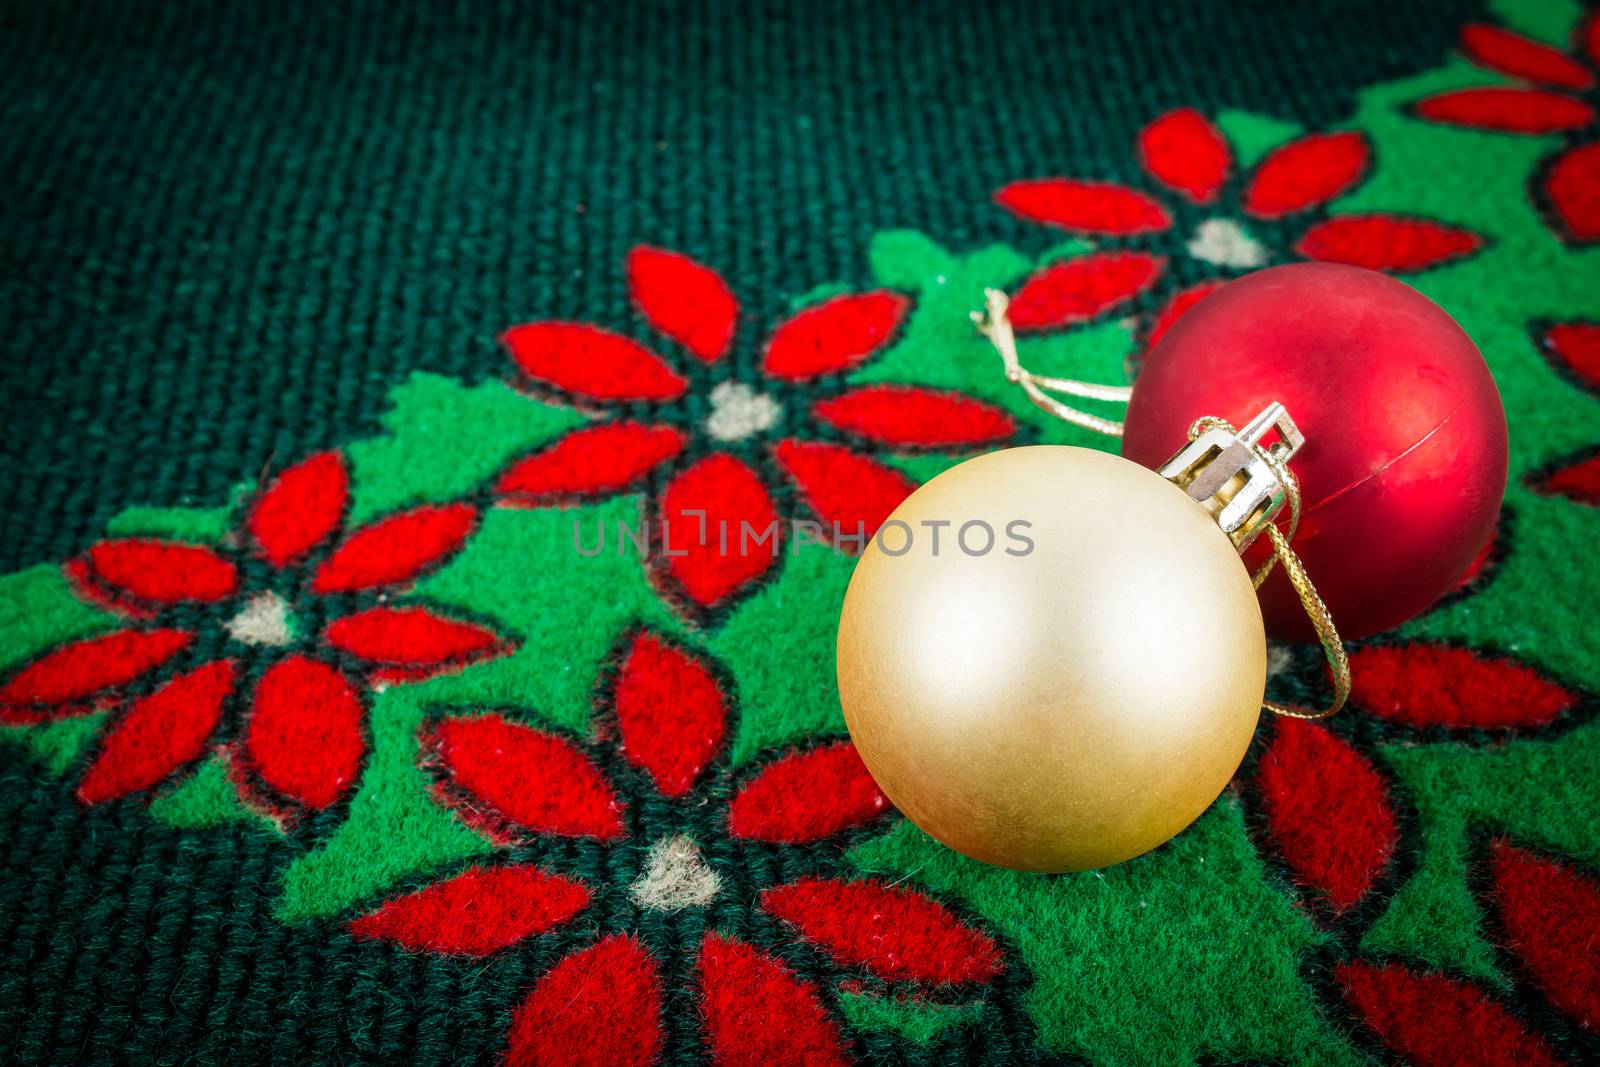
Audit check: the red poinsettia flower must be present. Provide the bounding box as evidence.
[349,628,1003,1063]
[995,108,1484,350]
[495,246,1019,618]
[0,452,513,817]
[1413,15,1600,244]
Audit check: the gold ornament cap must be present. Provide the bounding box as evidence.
[1159,403,1303,553]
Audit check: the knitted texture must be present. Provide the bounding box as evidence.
[4,0,1600,1064]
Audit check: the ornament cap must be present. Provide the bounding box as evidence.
[1158,402,1302,552]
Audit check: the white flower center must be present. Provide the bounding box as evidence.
[630,834,721,912]
[1187,218,1268,269]
[224,592,293,648]
[704,381,781,443]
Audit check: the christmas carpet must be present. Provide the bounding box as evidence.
[3,0,1600,1063]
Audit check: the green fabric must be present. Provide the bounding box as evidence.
[3,0,1598,1062]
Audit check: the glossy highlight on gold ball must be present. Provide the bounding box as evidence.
[837,446,1266,872]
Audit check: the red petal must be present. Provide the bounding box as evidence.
[1336,959,1564,1067]
[699,934,849,1066]
[1543,322,1600,393]
[1543,142,1600,245]
[0,629,191,710]
[77,661,234,804]
[1414,87,1594,132]
[507,937,663,1067]
[247,452,349,568]
[1587,9,1600,68]
[1006,251,1164,333]
[612,631,726,798]
[503,323,687,402]
[1349,643,1575,729]
[348,865,590,955]
[1296,215,1482,272]
[1533,450,1600,505]
[496,422,685,502]
[1488,841,1600,1030]
[812,385,1016,448]
[312,503,476,594]
[1137,108,1231,203]
[657,453,779,609]
[728,741,889,843]
[1144,280,1226,352]
[763,292,909,381]
[244,656,365,810]
[324,606,506,677]
[73,540,237,607]
[995,179,1172,234]
[761,878,1002,986]
[1255,719,1397,913]
[1243,131,1370,218]
[627,246,739,363]
[1460,24,1593,89]
[773,440,915,543]
[430,713,623,839]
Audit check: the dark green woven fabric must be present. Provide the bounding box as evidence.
[6,2,1596,1065]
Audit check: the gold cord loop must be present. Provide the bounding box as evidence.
[972,288,1131,437]
[1186,417,1348,720]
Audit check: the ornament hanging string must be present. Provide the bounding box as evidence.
[974,288,1349,720]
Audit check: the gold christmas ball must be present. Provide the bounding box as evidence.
[837,446,1266,872]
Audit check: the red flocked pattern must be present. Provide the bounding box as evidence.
[728,741,889,843]
[1255,719,1397,913]
[77,661,235,804]
[244,655,365,810]
[1414,88,1595,133]
[1460,24,1593,88]
[506,936,664,1067]
[431,714,624,839]
[1296,216,1482,272]
[1488,841,1600,1030]
[1535,451,1600,505]
[1006,251,1165,332]
[1145,280,1226,352]
[497,422,685,501]
[612,632,726,798]
[812,386,1016,448]
[1588,7,1600,67]
[248,452,350,568]
[773,440,916,543]
[504,323,688,402]
[77,540,237,606]
[1244,132,1370,218]
[763,292,909,381]
[0,628,192,718]
[658,453,779,609]
[312,503,476,595]
[627,246,739,363]
[1544,322,1600,392]
[995,179,1172,234]
[1348,643,1574,729]
[348,865,591,956]
[325,607,505,674]
[761,878,1003,986]
[698,933,849,1067]
[1544,143,1600,245]
[1336,959,1564,1067]
[1137,108,1231,203]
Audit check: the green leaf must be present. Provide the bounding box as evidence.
[346,372,583,525]
[850,803,1361,1066]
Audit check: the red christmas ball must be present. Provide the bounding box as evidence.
[1121,262,1507,642]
